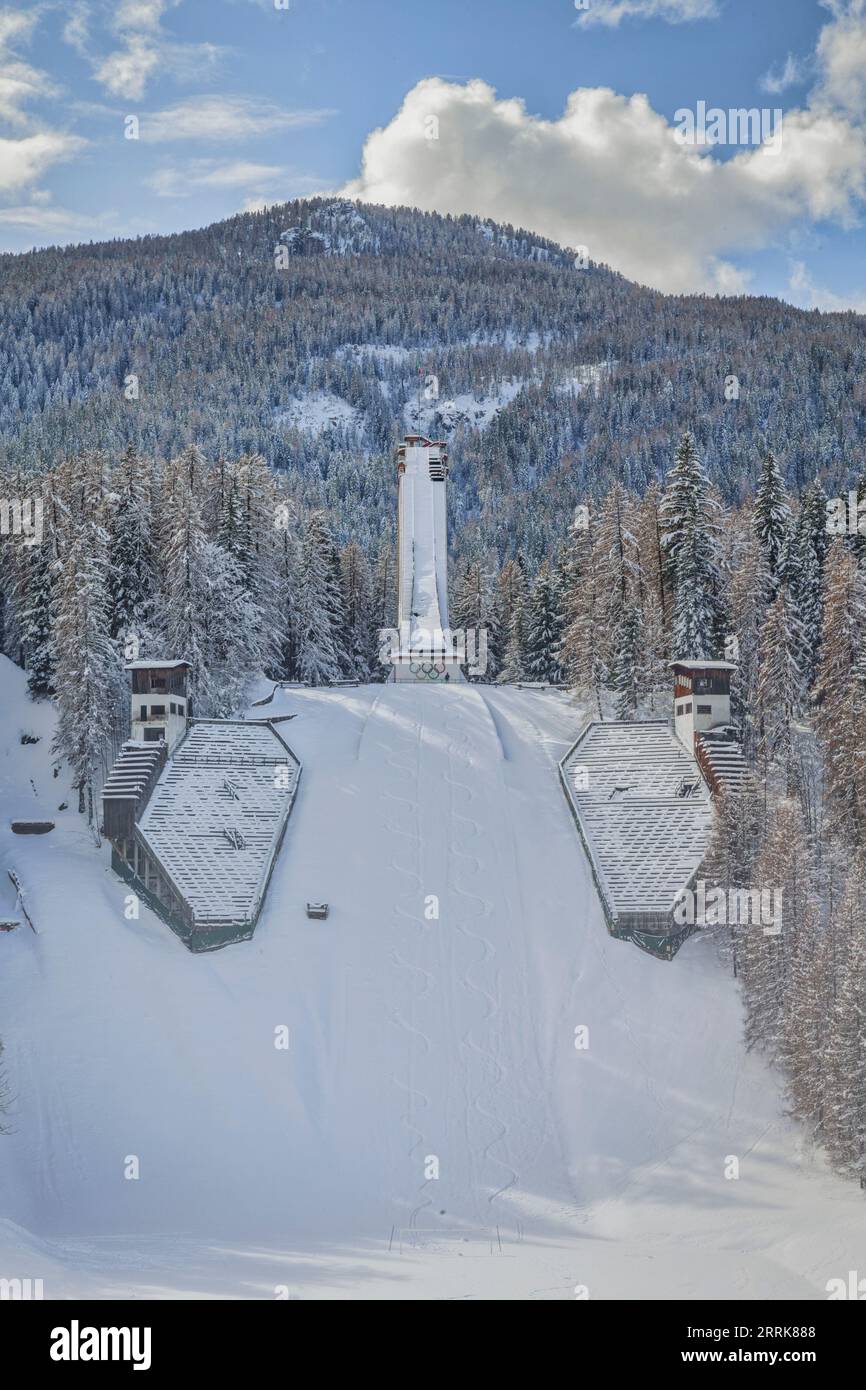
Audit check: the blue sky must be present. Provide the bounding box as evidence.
[2,0,865,308]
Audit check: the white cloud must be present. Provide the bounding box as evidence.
[341,78,866,295]
[787,258,866,313]
[761,54,806,95]
[0,132,86,192]
[0,201,104,232]
[0,8,34,47]
[79,0,224,100]
[0,7,59,126]
[62,2,92,58]
[95,33,161,100]
[812,0,866,118]
[148,158,289,197]
[575,0,719,26]
[141,95,336,143]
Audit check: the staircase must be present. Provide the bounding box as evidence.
[695,730,750,797]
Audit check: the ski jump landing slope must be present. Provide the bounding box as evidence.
[0,666,861,1299]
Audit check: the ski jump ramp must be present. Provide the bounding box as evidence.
[391,436,463,682]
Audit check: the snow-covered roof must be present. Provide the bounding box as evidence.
[124,659,190,671]
[561,721,713,918]
[669,659,737,671]
[136,720,301,927]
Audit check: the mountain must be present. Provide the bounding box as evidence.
[2,197,865,562]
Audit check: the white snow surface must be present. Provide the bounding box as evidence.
[404,381,525,436]
[136,719,300,927]
[563,722,713,917]
[0,659,861,1300]
[274,392,359,434]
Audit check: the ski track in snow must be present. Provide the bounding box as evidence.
[0,665,863,1299]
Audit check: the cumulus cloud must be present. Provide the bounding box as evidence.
[141,95,336,143]
[575,0,719,26]
[812,0,866,118]
[788,258,866,313]
[0,12,85,193]
[0,132,86,193]
[341,78,866,294]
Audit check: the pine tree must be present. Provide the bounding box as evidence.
[452,556,496,680]
[823,857,866,1179]
[497,555,529,683]
[106,444,154,643]
[523,560,563,683]
[755,584,806,790]
[812,541,866,840]
[21,527,56,697]
[294,511,347,686]
[340,541,374,680]
[611,601,643,719]
[725,527,770,759]
[789,493,824,690]
[741,798,815,1060]
[51,521,120,825]
[752,450,791,592]
[701,777,766,976]
[660,433,723,659]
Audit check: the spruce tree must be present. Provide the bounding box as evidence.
[660,432,723,659]
[752,450,791,593]
[523,561,563,683]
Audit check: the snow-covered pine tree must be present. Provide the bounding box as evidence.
[523,560,563,684]
[700,776,765,976]
[160,452,264,715]
[611,601,643,719]
[106,444,154,643]
[724,527,770,760]
[660,432,723,660]
[634,482,671,694]
[823,856,866,1180]
[789,493,824,691]
[451,556,496,680]
[51,520,120,825]
[741,797,816,1060]
[340,540,374,680]
[755,584,806,791]
[752,450,791,593]
[559,516,607,713]
[812,541,866,840]
[20,515,56,697]
[496,554,529,683]
[294,510,348,686]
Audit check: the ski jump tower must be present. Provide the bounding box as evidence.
[393,435,461,681]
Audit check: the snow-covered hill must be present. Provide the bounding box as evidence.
[0,659,859,1299]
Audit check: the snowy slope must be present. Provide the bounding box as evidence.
[0,661,861,1299]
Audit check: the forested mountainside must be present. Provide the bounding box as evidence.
[2,197,865,563]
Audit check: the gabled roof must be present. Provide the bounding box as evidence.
[670,659,737,671]
[124,659,191,671]
[136,719,300,927]
[561,721,713,918]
